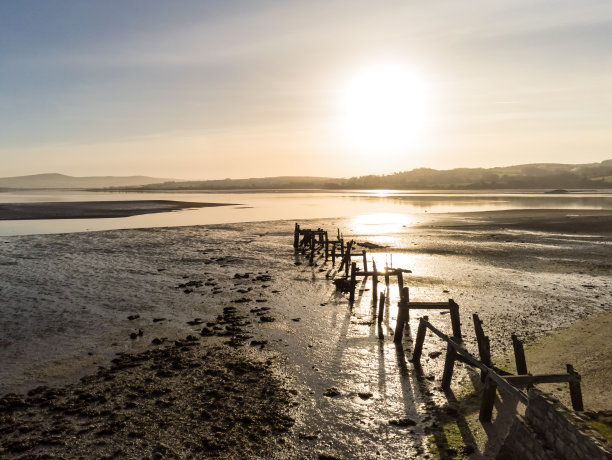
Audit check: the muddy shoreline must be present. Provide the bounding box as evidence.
[1,210,610,458]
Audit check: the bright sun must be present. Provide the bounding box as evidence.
[337,62,430,156]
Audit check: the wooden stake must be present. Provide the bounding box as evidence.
[394,287,410,343]
[331,243,336,266]
[293,223,300,249]
[340,238,344,258]
[397,271,404,298]
[362,250,368,272]
[377,291,386,324]
[567,364,584,411]
[344,241,352,278]
[511,334,528,375]
[349,262,357,304]
[441,342,456,390]
[372,260,378,307]
[473,314,491,382]
[449,299,462,343]
[384,267,390,288]
[324,231,329,261]
[411,315,428,362]
[479,375,498,422]
[309,234,315,265]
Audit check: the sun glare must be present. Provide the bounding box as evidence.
[337,61,431,157]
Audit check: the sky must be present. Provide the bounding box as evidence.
[1,0,611,179]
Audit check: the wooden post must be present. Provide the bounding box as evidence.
[293,223,300,249]
[473,314,491,381]
[362,250,368,273]
[324,232,329,261]
[331,243,336,266]
[394,287,410,343]
[449,299,462,343]
[567,364,584,411]
[349,262,357,304]
[340,238,344,258]
[384,268,390,289]
[479,375,498,422]
[372,260,378,307]
[411,315,428,362]
[344,242,352,278]
[397,271,403,298]
[337,228,340,240]
[377,291,385,324]
[441,342,456,390]
[511,334,528,375]
[309,234,315,265]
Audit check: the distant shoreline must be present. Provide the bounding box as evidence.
[0,200,235,220]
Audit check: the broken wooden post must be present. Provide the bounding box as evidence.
[309,234,315,265]
[567,364,584,411]
[479,374,498,422]
[397,270,404,298]
[511,334,528,375]
[473,314,492,382]
[394,287,410,344]
[377,291,385,324]
[362,250,368,272]
[449,299,462,343]
[372,260,378,306]
[411,315,429,362]
[441,342,457,390]
[294,223,300,249]
[331,243,336,266]
[324,231,329,261]
[349,262,357,304]
[344,241,352,278]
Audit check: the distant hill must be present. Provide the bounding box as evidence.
[122,160,612,191]
[0,173,178,189]
[132,176,336,191]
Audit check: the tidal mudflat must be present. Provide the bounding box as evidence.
[0,210,610,458]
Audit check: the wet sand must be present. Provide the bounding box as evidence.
[0,209,610,458]
[0,200,234,220]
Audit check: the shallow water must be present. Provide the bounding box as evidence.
[0,189,610,235]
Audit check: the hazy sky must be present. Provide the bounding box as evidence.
[1,1,611,179]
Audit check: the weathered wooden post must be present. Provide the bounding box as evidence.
[384,267,390,289]
[294,223,300,249]
[331,243,336,266]
[309,233,315,265]
[567,364,584,411]
[349,262,357,304]
[449,299,462,343]
[479,374,498,422]
[511,334,528,375]
[344,242,352,278]
[324,231,329,261]
[473,314,492,382]
[377,291,385,324]
[340,238,345,259]
[337,228,341,240]
[362,250,368,272]
[441,342,457,390]
[394,287,410,344]
[397,270,404,298]
[372,260,378,306]
[411,315,428,362]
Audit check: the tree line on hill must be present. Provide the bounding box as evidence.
[130,159,612,191]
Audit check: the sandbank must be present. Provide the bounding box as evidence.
[0,200,234,220]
